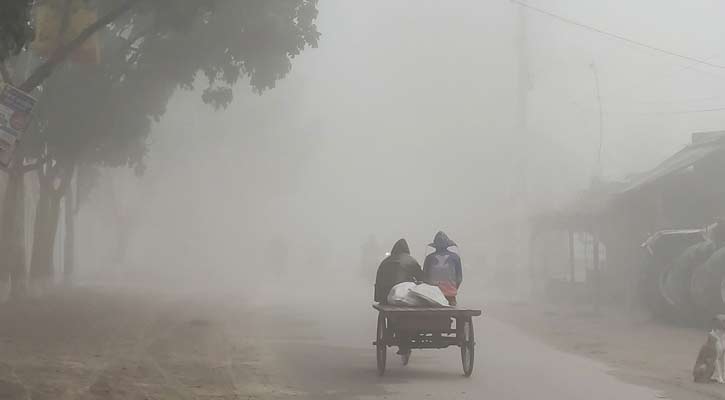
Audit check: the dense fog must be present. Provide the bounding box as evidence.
[67,1,725,297]
[5,1,725,399]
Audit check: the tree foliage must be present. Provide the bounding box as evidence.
[0,0,34,63]
[25,0,320,171]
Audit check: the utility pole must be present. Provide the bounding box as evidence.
[589,63,603,312]
[513,3,533,298]
[515,5,530,146]
[590,62,604,177]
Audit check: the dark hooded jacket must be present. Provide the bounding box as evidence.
[423,231,462,296]
[374,239,423,303]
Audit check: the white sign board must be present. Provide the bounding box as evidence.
[0,83,37,167]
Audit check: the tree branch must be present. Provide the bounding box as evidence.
[108,26,155,75]
[20,155,49,173]
[57,0,75,47]
[124,26,155,52]
[55,164,75,200]
[20,0,143,92]
[36,155,54,187]
[0,62,12,85]
[48,160,62,179]
[21,162,41,174]
[38,169,51,188]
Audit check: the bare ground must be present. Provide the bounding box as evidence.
[486,299,725,400]
[0,285,711,400]
[0,287,308,400]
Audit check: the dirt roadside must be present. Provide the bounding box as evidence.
[486,300,725,400]
[0,287,311,400]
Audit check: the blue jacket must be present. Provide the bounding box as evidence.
[423,231,462,296]
[423,249,462,290]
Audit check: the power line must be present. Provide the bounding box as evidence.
[622,94,725,106]
[547,92,725,116]
[600,51,725,102]
[620,106,725,115]
[573,102,725,115]
[511,0,725,70]
[509,2,725,117]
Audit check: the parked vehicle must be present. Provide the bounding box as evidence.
[640,229,705,323]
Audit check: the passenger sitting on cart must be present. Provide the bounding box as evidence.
[374,238,423,357]
[423,231,462,306]
[374,238,423,304]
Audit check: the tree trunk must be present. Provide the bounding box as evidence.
[29,180,62,291]
[29,182,50,288]
[63,172,75,285]
[48,195,62,277]
[0,165,27,299]
[0,172,17,283]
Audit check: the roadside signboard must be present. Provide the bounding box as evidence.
[0,84,37,167]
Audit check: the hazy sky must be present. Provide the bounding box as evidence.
[79,1,725,279]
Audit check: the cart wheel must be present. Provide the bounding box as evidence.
[401,350,410,366]
[376,312,387,376]
[461,317,475,377]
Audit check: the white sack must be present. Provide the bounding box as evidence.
[410,283,450,307]
[387,282,426,306]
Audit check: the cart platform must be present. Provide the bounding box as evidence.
[373,304,482,317]
[373,302,482,377]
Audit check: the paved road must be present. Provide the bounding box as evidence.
[248,288,663,400]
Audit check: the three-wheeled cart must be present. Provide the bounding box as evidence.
[372,304,482,377]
